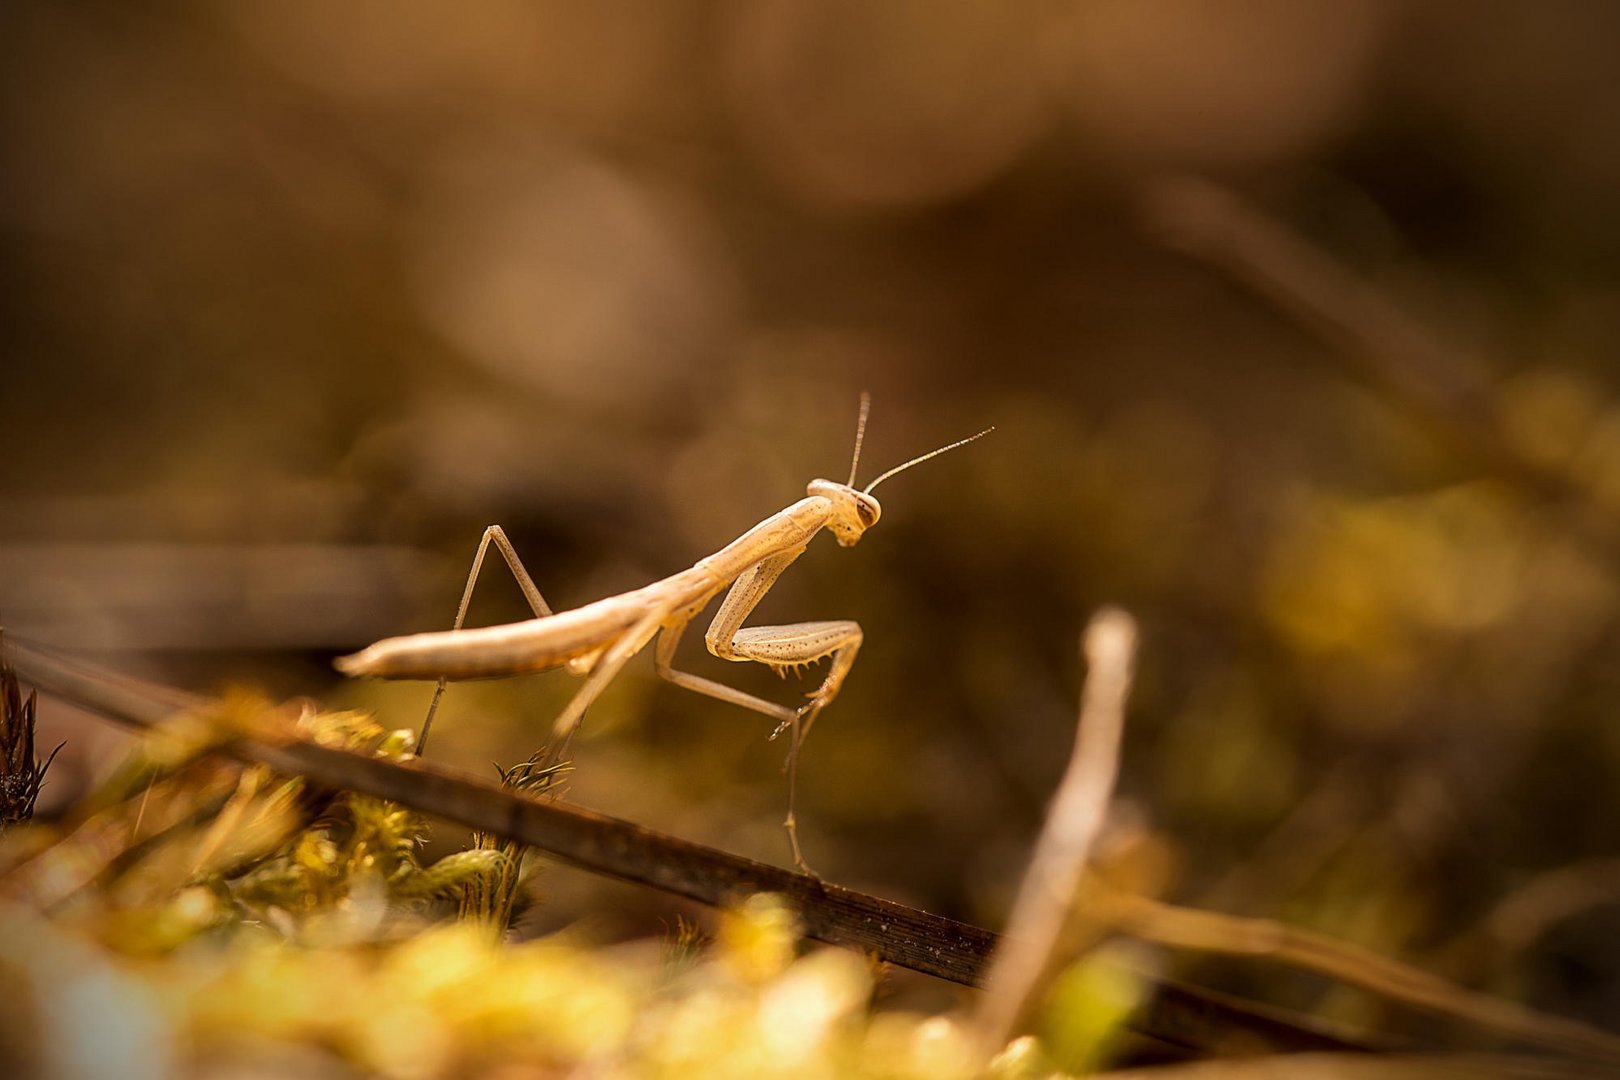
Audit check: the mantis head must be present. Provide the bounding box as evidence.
[807,478,883,546]
[808,393,993,548]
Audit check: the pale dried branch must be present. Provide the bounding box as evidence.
[975,608,1138,1056]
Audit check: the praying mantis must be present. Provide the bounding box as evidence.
[336,395,991,871]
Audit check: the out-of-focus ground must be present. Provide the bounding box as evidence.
[4,0,1620,1034]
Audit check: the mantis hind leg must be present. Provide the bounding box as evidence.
[421,525,554,754]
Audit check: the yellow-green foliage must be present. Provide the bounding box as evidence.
[0,697,1102,1077]
[3,888,1054,1079]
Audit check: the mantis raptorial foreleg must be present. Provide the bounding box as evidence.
[671,544,864,869]
[658,544,866,734]
[421,525,555,752]
[653,601,863,872]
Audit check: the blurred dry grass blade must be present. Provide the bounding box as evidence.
[3,765,240,912]
[0,634,62,830]
[1457,857,1620,979]
[1141,175,1504,438]
[1097,888,1620,1066]
[1140,175,1608,534]
[975,608,1138,1058]
[1096,1050,1606,1080]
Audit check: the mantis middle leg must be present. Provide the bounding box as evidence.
[421,525,554,753]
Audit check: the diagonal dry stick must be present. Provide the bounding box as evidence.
[5,636,990,983]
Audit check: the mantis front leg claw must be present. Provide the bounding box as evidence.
[769,696,822,742]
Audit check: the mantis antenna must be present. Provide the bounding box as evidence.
[846,391,872,487]
[863,423,995,494]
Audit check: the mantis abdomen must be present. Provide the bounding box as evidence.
[337,594,649,680]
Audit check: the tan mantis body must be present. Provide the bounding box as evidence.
[336,397,989,871]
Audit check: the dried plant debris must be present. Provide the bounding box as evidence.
[0,698,1029,1079]
[459,745,569,930]
[0,637,62,830]
[3,684,1599,1077]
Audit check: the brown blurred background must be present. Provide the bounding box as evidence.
[5,0,1620,1032]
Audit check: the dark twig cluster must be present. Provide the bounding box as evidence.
[0,632,62,830]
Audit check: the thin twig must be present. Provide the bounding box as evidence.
[975,608,1138,1055]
